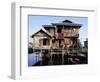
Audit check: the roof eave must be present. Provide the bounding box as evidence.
[31,29,52,38]
[52,23,82,28]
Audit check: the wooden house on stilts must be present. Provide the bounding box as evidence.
[30,19,82,65]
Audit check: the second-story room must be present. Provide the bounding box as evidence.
[31,19,82,49]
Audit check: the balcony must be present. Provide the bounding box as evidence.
[64,32,79,38]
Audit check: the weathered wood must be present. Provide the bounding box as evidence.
[33,48,80,65]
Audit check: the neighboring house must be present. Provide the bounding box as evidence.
[84,38,88,48]
[31,19,82,49]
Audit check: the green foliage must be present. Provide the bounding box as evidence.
[80,47,88,54]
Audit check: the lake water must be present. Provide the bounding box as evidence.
[28,52,87,66]
[28,53,42,66]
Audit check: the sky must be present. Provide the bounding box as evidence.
[28,15,88,45]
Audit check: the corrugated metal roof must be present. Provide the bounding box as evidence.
[52,22,82,27]
[42,25,55,27]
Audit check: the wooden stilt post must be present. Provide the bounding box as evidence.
[48,49,51,65]
[62,49,64,65]
[36,55,37,64]
[49,49,53,65]
[50,51,53,65]
[40,49,42,65]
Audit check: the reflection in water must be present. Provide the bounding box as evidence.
[28,53,42,66]
[28,52,87,66]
